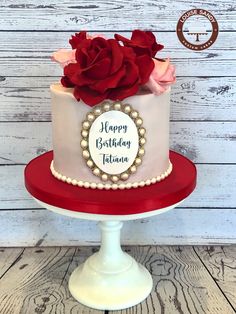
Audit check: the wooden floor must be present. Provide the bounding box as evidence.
[0,246,236,314]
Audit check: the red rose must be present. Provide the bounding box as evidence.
[115,30,164,57]
[62,33,154,106]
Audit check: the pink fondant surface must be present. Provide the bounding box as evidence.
[51,83,170,184]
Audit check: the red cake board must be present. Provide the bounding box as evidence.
[24,150,197,215]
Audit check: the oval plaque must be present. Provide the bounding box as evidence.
[81,101,146,183]
[89,110,139,175]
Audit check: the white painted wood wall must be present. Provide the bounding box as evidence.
[0,0,235,246]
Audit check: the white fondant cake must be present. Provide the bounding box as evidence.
[50,30,176,189]
[50,83,172,189]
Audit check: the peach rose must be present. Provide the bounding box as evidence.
[145,58,176,95]
[51,49,76,68]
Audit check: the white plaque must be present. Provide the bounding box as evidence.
[89,110,139,175]
[81,101,146,182]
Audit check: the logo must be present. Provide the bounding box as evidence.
[176,9,218,51]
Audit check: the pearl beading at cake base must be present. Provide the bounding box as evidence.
[50,160,173,190]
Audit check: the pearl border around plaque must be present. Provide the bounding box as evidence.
[81,101,146,183]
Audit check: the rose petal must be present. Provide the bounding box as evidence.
[71,72,95,86]
[90,47,110,64]
[118,60,139,86]
[159,63,176,83]
[136,55,155,84]
[69,31,87,49]
[114,33,131,46]
[74,86,108,106]
[109,39,124,74]
[51,49,76,68]
[92,66,126,93]
[122,46,136,59]
[75,40,92,65]
[108,82,139,100]
[64,63,88,86]
[145,31,164,55]
[152,58,170,80]
[145,76,166,95]
[85,57,111,79]
[61,75,75,88]
[64,63,81,77]
[131,30,150,47]
[91,37,108,49]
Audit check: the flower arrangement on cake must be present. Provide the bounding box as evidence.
[52,30,175,106]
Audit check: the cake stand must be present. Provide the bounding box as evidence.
[24,150,196,311]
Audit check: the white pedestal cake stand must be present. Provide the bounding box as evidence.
[35,199,182,310]
[24,150,196,311]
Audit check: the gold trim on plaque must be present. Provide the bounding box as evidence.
[80,101,146,183]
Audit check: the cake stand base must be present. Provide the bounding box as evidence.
[68,221,152,310]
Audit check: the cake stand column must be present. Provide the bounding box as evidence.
[69,220,153,310]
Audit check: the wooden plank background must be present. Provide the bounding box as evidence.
[0,0,235,246]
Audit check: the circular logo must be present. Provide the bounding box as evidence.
[176,9,218,51]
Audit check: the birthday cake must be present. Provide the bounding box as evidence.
[50,30,176,190]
